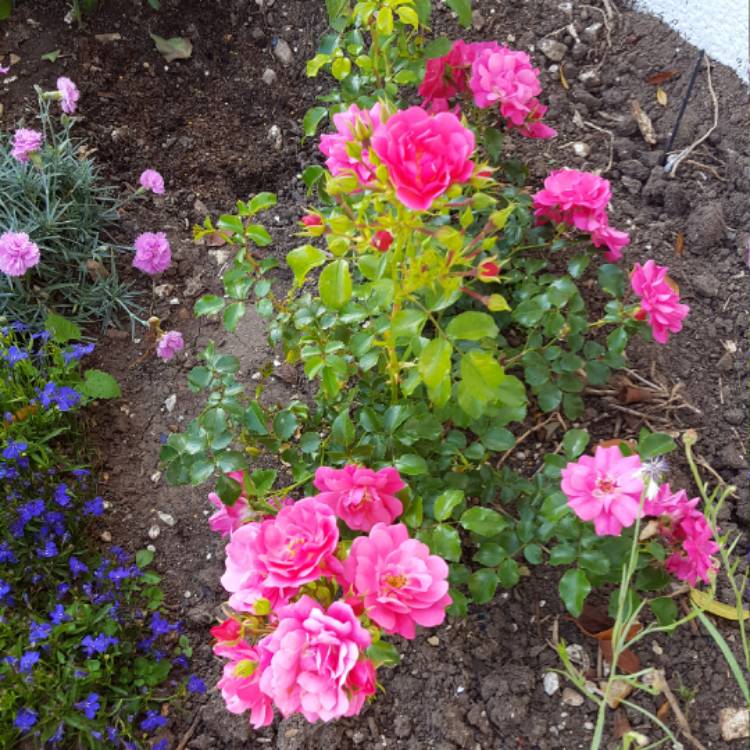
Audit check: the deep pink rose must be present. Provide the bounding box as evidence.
[217,643,275,728]
[258,596,374,722]
[560,446,644,536]
[533,169,612,232]
[313,464,405,531]
[208,471,250,536]
[11,129,43,163]
[155,330,184,361]
[132,231,171,275]
[371,106,475,211]
[591,223,630,262]
[342,523,451,639]
[0,232,40,277]
[419,39,473,107]
[630,260,689,344]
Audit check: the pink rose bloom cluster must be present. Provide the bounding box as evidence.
[11,128,43,163]
[630,260,689,344]
[0,231,40,277]
[56,77,80,114]
[533,169,630,261]
[208,471,251,536]
[156,330,184,361]
[139,169,165,195]
[132,231,171,275]
[561,448,718,585]
[211,465,452,728]
[419,39,555,139]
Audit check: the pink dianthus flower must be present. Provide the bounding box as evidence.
[258,596,375,722]
[139,169,165,195]
[371,106,475,211]
[56,77,80,114]
[630,260,689,344]
[0,231,40,277]
[342,522,451,639]
[208,471,250,536]
[132,232,171,275]
[313,464,405,532]
[560,446,644,536]
[156,330,184,361]
[11,129,43,163]
[319,103,385,185]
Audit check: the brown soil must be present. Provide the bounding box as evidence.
[1,1,747,748]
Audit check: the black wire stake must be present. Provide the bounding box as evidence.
[661,48,705,168]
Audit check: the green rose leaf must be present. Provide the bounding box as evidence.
[418,338,452,390]
[319,259,352,309]
[287,244,327,287]
[446,311,499,341]
[562,429,589,459]
[194,294,225,317]
[302,106,328,139]
[81,369,121,399]
[367,640,400,667]
[559,568,591,617]
[468,568,498,604]
[460,507,508,536]
[638,431,676,459]
[433,489,465,522]
[431,524,462,562]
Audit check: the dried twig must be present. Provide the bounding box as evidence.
[175,707,204,750]
[653,670,708,750]
[497,413,560,469]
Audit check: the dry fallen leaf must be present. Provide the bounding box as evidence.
[657,700,671,719]
[691,589,750,621]
[618,385,657,404]
[596,438,638,452]
[675,231,685,256]
[559,64,569,90]
[613,707,632,738]
[150,33,193,63]
[631,100,657,145]
[599,640,641,674]
[86,259,109,281]
[656,87,668,106]
[603,679,633,709]
[646,70,678,85]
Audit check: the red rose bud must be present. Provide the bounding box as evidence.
[633,308,647,321]
[210,618,242,643]
[372,230,393,252]
[301,213,323,227]
[477,259,500,282]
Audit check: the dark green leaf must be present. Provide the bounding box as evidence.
[431,524,462,562]
[650,597,678,626]
[433,489,464,521]
[195,294,225,316]
[446,0,472,27]
[562,429,589,459]
[216,473,243,505]
[303,106,328,139]
[597,264,625,297]
[559,568,591,617]
[460,507,507,536]
[638,432,676,459]
[424,37,452,58]
[367,641,400,667]
[498,558,520,587]
[468,568,498,604]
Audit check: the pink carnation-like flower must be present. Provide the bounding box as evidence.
[221,496,340,593]
[258,596,375,722]
[319,103,385,185]
[132,231,171,275]
[11,129,43,163]
[342,522,451,639]
[208,471,250,536]
[533,169,612,232]
[56,77,80,114]
[371,106,475,211]
[139,169,165,195]
[560,446,644,536]
[156,330,184,361]
[217,643,275,728]
[630,260,689,344]
[0,231,40,277]
[313,465,405,532]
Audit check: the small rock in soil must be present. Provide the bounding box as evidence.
[582,22,603,42]
[720,707,749,741]
[148,524,161,540]
[427,635,440,646]
[273,38,293,65]
[157,511,176,526]
[724,408,744,425]
[268,124,283,150]
[164,393,177,412]
[663,184,690,216]
[685,201,725,253]
[543,672,560,695]
[572,142,591,157]
[539,38,567,62]
[693,272,720,297]
[718,444,746,470]
[561,687,584,706]
[262,67,277,85]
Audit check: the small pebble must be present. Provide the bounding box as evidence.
[164,394,177,413]
[148,525,161,540]
[157,511,176,527]
[273,38,293,65]
[100,530,112,542]
[262,67,277,85]
[543,672,560,695]
[427,636,440,646]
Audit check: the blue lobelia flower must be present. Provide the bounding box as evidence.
[14,707,37,733]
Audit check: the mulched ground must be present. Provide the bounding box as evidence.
[1,0,747,747]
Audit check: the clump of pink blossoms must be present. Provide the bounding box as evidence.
[0,231,41,277]
[56,77,80,114]
[132,232,171,275]
[371,106,475,211]
[532,169,630,260]
[630,260,689,344]
[560,445,644,536]
[319,102,386,185]
[11,129,43,163]
[313,464,405,531]
[139,169,165,195]
[156,330,184,361]
[208,471,250,536]
[342,522,451,639]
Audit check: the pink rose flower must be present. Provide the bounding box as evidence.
[319,103,385,185]
[156,330,184,361]
[56,77,80,114]
[313,464,405,532]
[301,213,322,227]
[258,596,374,722]
[139,169,165,194]
[516,99,557,140]
[11,129,43,163]
[560,446,644,536]
[208,470,249,536]
[630,260,689,344]
[664,509,719,586]
[342,522,451,639]
[419,39,473,107]
[221,496,340,592]
[533,169,612,232]
[0,231,40,277]
[371,106,475,211]
[217,643,275,728]
[372,230,393,252]
[591,223,630,262]
[643,482,697,520]
[132,231,171,275]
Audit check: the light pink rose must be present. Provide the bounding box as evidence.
[533,169,612,232]
[630,260,689,344]
[313,464,405,532]
[155,330,184,361]
[591,223,630,262]
[208,471,249,536]
[11,129,43,163]
[258,596,374,722]
[371,106,475,211]
[56,77,80,114]
[319,103,385,185]
[221,496,340,592]
[0,232,40,277]
[139,169,165,194]
[132,231,171,275]
[342,523,451,639]
[560,446,644,536]
[217,643,275,728]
